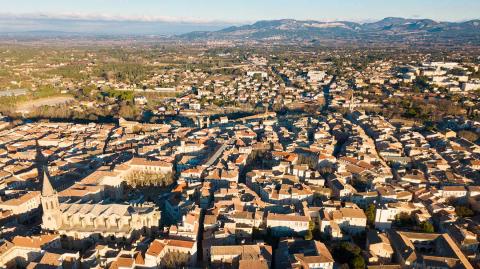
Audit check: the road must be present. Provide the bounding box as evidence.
[203,141,229,167]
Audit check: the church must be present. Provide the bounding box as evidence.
[40,168,161,246]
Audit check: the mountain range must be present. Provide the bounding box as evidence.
[180,17,480,45]
[1,17,479,45]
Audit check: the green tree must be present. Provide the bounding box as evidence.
[456,206,474,218]
[304,220,315,240]
[332,242,364,268]
[395,212,414,227]
[304,229,313,240]
[351,255,366,269]
[365,204,376,226]
[420,221,435,233]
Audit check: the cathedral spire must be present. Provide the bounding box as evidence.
[35,139,55,196]
[41,168,55,196]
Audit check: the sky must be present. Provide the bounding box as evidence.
[1,0,479,34]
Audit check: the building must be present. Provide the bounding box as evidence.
[210,244,272,269]
[266,213,310,236]
[0,234,61,268]
[374,202,417,231]
[0,191,40,223]
[40,168,160,246]
[441,186,467,199]
[319,206,367,238]
[366,230,393,264]
[307,71,327,83]
[275,238,334,269]
[387,230,473,269]
[129,157,173,174]
[144,238,197,267]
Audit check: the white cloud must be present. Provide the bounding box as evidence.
[0,12,247,25]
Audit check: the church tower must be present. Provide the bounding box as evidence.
[349,92,355,113]
[41,168,62,231]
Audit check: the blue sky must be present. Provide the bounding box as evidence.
[2,0,479,23]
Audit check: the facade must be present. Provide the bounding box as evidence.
[266,213,310,236]
[319,207,367,238]
[0,191,40,222]
[442,186,468,199]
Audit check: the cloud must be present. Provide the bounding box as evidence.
[0,12,246,25]
[0,12,238,35]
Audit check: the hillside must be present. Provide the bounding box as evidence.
[180,17,480,45]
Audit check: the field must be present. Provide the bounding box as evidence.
[15,96,75,114]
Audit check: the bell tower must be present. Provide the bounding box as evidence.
[41,168,62,231]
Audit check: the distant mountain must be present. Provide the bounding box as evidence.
[179,17,480,45]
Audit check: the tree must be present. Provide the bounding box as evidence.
[304,220,315,240]
[458,130,478,143]
[161,251,190,268]
[126,171,174,187]
[132,125,144,134]
[351,255,366,269]
[365,204,376,226]
[304,229,313,240]
[445,196,458,206]
[351,178,368,192]
[332,242,364,268]
[252,73,263,82]
[413,76,432,91]
[420,221,435,233]
[395,212,414,227]
[450,68,466,76]
[456,206,474,218]
[312,192,328,206]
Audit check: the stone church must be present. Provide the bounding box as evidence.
[41,168,161,245]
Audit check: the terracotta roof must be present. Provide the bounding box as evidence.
[39,252,62,266]
[12,234,59,249]
[167,239,195,249]
[239,260,269,269]
[443,186,466,192]
[1,191,40,206]
[58,184,102,198]
[146,240,165,257]
[130,157,172,167]
[116,256,133,268]
[134,251,144,265]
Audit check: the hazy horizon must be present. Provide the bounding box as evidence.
[1,0,479,35]
[1,15,479,36]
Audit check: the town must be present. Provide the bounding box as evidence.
[0,43,479,269]
[0,9,480,268]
